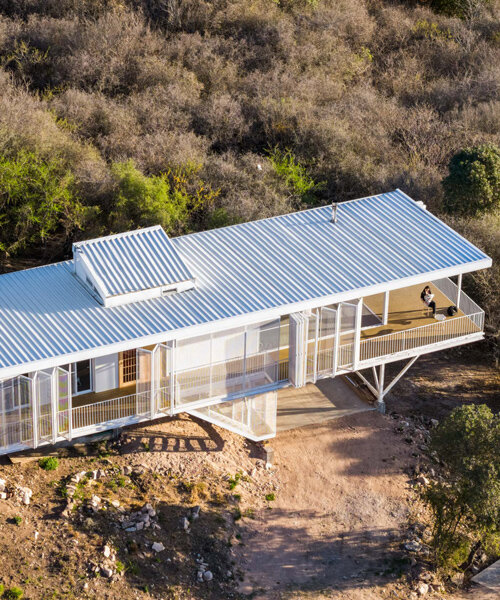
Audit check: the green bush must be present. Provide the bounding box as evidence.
[0,150,84,256]
[429,0,487,19]
[4,587,23,600]
[425,405,500,569]
[443,144,500,216]
[38,457,59,471]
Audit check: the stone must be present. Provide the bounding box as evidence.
[103,545,111,558]
[417,582,429,596]
[125,526,137,533]
[147,508,156,518]
[136,521,144,531]
[110,500,120,508]
[20,487,33,505]
[34,531,39,542]
[430,419,439,428]
[152,542,165,553]
[123,466,132,476]
[191,506,201,520]
[101,566,113,578]
[416,476,429,486]
[203,570,213,582]
[91,495,101,505]
[0,492,7,500]
[180,516,190,531]
[405,541,422,552]
[0,478,6,492]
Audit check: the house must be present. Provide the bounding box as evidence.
[0,190,491,455]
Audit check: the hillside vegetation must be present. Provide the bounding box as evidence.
[0,0,498,352]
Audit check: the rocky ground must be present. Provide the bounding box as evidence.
[0,349,497,600]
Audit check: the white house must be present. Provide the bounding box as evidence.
[0,190,491,454]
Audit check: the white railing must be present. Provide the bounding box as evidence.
[432,278,483,317]
[359,312,484,363]
[72,390,150,431]
[1,418,33,447]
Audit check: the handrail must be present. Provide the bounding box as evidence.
[359,311,484,363]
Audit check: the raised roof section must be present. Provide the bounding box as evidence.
[73,226,195,307]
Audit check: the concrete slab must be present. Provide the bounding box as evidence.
[277,376,374,432]
[472,559,500,593]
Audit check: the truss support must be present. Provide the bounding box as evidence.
[355,356,420,414]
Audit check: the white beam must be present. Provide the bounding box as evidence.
[377,363,385,404]
[456,273,462,309]
[383,356,419,397]
[372,366,379,389]
[383,291,390,325]
[356,371,378,397]
[353,297,364,369]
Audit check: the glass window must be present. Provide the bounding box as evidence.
[74,360,92,394]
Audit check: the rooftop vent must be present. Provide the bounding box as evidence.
[331,202,339,224]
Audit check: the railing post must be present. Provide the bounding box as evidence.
[51,368,58,444]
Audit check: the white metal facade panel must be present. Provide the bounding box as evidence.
[94,354,119,393]
[0,189,491,378]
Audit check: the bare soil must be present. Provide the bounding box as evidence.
[0,350,497,600]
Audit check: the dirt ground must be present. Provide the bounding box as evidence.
[0,349,497,600]
[235,410,416,599]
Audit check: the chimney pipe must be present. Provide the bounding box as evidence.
[331,202,339,224]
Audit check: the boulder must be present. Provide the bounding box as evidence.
[103,545,111,558]
[203,570,213,582]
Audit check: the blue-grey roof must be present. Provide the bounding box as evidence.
[0,189,491,375]
[73,226,193,297]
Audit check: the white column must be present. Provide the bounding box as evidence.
[333,308,341,375]
[353,297,364,369]
[169,341,176,417]
[32,375,39,448]
[150,349,156,419]
[377,363,385,413]
[51,368,58,444]
[456,273,462,309]
[383,291,390,325]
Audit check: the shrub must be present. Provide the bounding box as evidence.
[443,144,500,216]
[38,457,59,471]
[4,587,23,599]
[0,150,85,256]
[424,405,500,569]
[265,493,276,501]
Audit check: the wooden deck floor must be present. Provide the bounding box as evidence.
[361,282,464,340]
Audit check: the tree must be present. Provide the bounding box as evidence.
[0,150,84,256]
[442,144,500,216]
[425,405,500,570]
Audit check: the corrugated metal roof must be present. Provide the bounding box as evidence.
[0,190,491,376]
[73,226,193,297]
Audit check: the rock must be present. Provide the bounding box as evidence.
[19,487,33,505]
[451,572,464,586]
[110,500,120,508]
[405,541,422,552]
[191,506,201,520]
[34,531,39,542]
[180,516,190,531]
[0,478,6,492]
[125,526,137,533]
[103,545,111,558]
[0,492,7,500]
[136,521,144,531]
[152,542,165,553]
[430,419,439,428]
[123,466,132,476]
[417,582,429,596]
[91,495,101,506]
[416,476,429,486]
[101,566,113,578]
[203,570,213,582]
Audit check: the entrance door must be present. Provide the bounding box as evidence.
[119,350,137,387]
[136,348,153,416]
[153,343,173,414]
[337,302,357,370]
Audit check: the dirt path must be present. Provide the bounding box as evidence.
[235,411,415,598]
